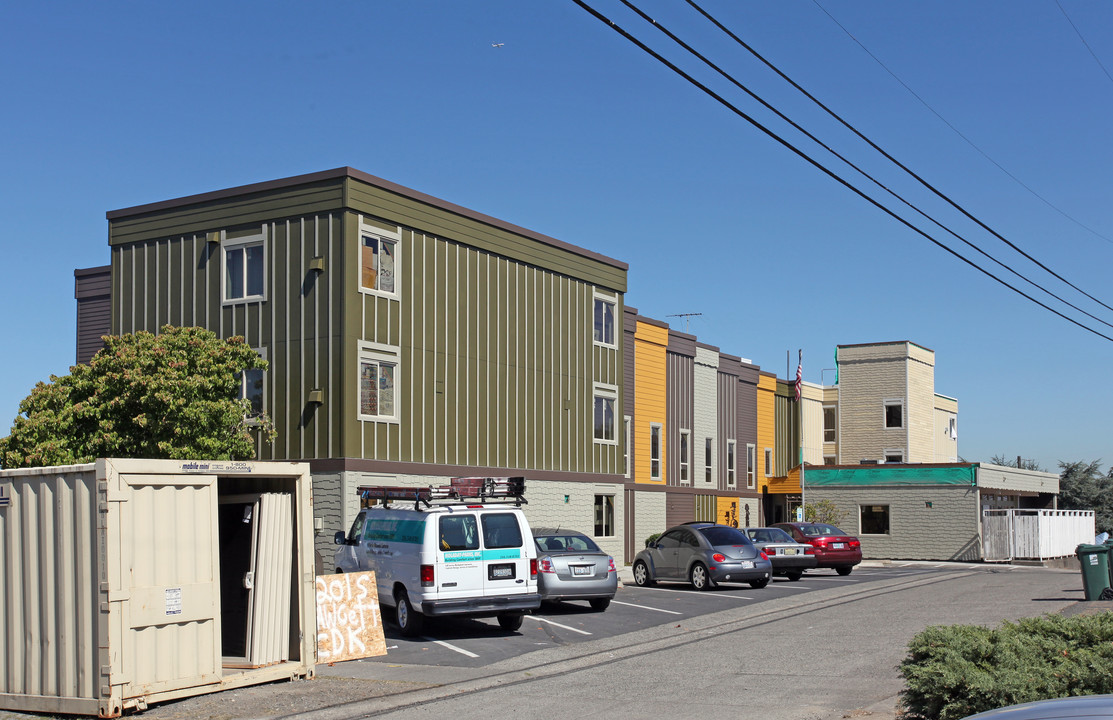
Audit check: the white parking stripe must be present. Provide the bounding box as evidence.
[630,586,755,600]
[532,617,592,635]
[610,599,682,615]
[422,637,479,658]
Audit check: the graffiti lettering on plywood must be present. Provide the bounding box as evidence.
[316,571,387,662]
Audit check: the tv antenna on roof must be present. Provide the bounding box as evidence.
[666,312,702,334]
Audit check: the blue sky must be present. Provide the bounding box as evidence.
[2,1,1111,472]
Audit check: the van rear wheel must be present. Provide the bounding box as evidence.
[497,613,524,632]
[394,589,424,637]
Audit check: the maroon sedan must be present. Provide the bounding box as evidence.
[771,522,862,575]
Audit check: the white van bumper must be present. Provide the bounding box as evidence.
[420,593,542,617]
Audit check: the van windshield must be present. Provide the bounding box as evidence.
[481,513,523,549]
[439,515,479,551]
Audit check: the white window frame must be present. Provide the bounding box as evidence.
[884,398,904,429]
[623,415,631,478]
[222,227,267,304]
[824,455,837,466]
[358,341,401,423]
[593,383,618,445]
[823,404,837,443]
[650,423,662,481]
[678,429,690,485]
[746,444,756,489]
[726,439,737,487]
[884,449,904,464]
[594,494,615,537]
[948,417,957,440]
[592,290,617,348]
[359,219,402,299]
[764,447,773,477]
[704,437,713,484]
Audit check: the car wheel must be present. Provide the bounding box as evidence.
[749,577,770,589]
[589,598,610,612]
[836,566,853,576]
[690,562,715,591]
[633,560,654,586]
[786,571,803,582]
[394,589,424,637]
[497,613,524,632]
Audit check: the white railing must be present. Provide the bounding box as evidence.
[982,509,1095,561]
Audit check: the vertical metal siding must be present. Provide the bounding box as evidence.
[666,353,694,486]
[717,373,737,489]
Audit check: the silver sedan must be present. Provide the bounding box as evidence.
[532,528,618,611]
[742,526,818,581]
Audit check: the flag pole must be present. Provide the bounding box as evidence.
[797,349,805,521]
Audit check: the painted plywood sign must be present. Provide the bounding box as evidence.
[316,571,387,662]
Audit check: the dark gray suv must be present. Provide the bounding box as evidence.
[632,523,773,590]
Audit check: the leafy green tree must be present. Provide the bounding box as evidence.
[1057,459,1113,534]
[804,498,846,527]
[0,326,274,468]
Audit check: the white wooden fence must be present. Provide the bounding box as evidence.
[982,509,1095,562]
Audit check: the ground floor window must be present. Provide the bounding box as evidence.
[860,504,890,535]
[594,495,614,537]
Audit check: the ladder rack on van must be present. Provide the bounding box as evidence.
[357,476,527,510]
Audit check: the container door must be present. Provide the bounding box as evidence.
[111,473,222,699]
[218,495,261,666]
[436,513,483,599]
[479,511,530,597]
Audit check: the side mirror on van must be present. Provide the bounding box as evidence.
[334,531,347,546]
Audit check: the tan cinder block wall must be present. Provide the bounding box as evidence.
[837,342,936,464]
[809,484,982,561]
[634,490,667,549]
[934,395,958,462]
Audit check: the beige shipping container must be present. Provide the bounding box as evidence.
[0,458,317,717]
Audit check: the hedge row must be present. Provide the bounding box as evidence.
[899,612,1113,719]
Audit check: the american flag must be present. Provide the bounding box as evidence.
[794,350,802,402]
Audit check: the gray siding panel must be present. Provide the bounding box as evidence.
[75,267,112,364]
[666,352,694,486]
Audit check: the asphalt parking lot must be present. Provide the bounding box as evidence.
[344,561,1027,668]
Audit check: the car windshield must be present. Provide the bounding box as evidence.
[698,526,753,547]
[534,534,601,553]
[799,523,845,537]
[748,528,794,544]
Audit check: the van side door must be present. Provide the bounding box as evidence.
[437,513,484,600]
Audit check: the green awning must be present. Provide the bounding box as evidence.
[803,465,976,487]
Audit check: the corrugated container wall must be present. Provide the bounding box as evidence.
[0,459,316,717]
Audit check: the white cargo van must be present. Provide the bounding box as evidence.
[333,477,540,636]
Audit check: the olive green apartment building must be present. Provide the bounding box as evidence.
[77,168,630,565]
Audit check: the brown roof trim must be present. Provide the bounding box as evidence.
[107,167,628,272]
[695,341,721,353]
[668,328,697,342]
[624,305,639,315]
[837,340,934,354]
[74,265,111,278]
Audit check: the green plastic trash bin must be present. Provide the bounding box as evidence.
[1076,544,1112,600]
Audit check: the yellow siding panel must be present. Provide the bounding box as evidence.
[756,374,776,493]
[634,321,668,484]
[716,496,741,527]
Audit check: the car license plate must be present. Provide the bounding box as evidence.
[572,565,593,576]
[784,548,797,555]
[489,564,515,580]
[741,561,754,569]
[833,542,845,549]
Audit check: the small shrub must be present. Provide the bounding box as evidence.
[899,613,1113,719]
[644,533,661,548]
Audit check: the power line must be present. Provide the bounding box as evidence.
[568,0,1113,344]
[811,0,1113,247]
[616,0,1113,332]
[1056,0,1113,89]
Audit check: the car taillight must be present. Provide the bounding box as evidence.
[849,539,861,548]
[813,539,827,549]
[530,558,538,578]
[420,564,434,587]
[539,557,556,574]
[712,553,726,562]
[608,557,617,573]
[804,546,817,555]
[759,551,769,561]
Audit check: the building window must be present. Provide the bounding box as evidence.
[861,505,890,535]
[884,450,904,464]
[593,292,616,347]
[650,424,662,480]
[704,438,713,483]
[727,440,737,486]
[623,416,631,478]
[594,495,615,537]
[679,429,690,484]
[948,417,957,439]
[223,229,266,302]
[884,399,904,429]
[593,384,618,443]
[360,221,400,296]
[358,344,400,421]
[746,444,756,488]
[764,447,773,477]
[238,347,266,419]
[824,455,837,466]
[823,405,837,443]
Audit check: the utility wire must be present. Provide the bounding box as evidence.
[810,0,1113,247]
[569,0,1113,344]
[1056,0,1113,88]
[617,0,1113,332]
